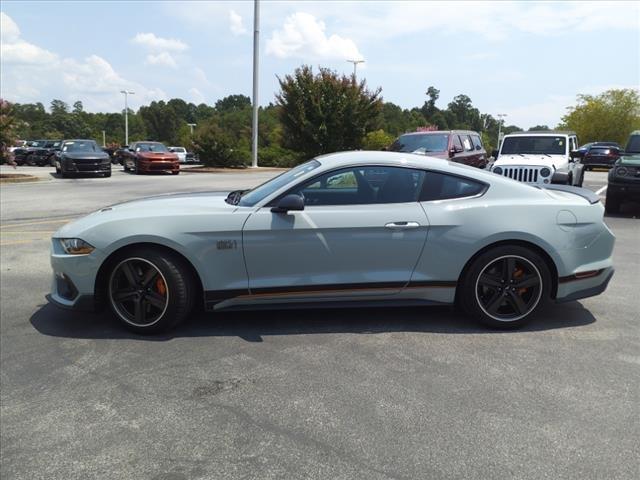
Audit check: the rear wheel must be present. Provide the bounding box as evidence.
[107,248,195,334]
[172,170,180,175]
[460,246,550,329]
[605,192,620,214]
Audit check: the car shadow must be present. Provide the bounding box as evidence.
[30,301,596,342]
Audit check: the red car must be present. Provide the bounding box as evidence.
[388,130,488,168]
[121,141,180,175]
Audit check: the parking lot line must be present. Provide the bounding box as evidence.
[0,218,75,229]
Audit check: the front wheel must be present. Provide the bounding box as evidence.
[459,246,551,329]
[107,248,195,334]
[171,170,180,175]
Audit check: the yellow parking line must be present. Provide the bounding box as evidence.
[0,218,76,229]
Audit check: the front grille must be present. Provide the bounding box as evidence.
[74,161,109,172]
[150,163,174,171]
[500,166,540,183]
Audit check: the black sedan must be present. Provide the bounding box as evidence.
[53,139,111,178]
[582,143,623,170]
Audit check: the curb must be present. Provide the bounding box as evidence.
[0,174,41,184]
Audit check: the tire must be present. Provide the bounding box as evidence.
[459,245,551,329]
[605,193,620,214]
[26,154,36,166]
[172,170,180,175]
[123,161,129,172]
[55,165,61,174]
[107,247,195,334]
[575,169,584,187]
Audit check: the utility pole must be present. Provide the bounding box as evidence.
[251,0,260,168]
[187,123,196,135]
[497,113,507,148]
[347,59,365,79]
[120,90,135,146]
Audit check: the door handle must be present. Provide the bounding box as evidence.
[385,221,420,229]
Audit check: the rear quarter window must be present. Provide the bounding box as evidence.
[420,171,486,201]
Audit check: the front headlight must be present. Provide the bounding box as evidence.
[493,167,503,174]
[59,238,95,255]
[540,167,551,177]
[616,167,628,176]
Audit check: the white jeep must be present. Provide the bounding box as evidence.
[490,131,584,186]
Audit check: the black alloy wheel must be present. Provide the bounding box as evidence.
[109,258,169,328]
[475,255,542,322]
[460,246,550,328]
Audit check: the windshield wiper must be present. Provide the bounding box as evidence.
[225,189,249,205]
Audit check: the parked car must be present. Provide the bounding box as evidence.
[28,139,62,166]
[605,131,640,213]
[13,140,47,165]
[53,139,111,178]
[8,140,26,153]
[168,146,187,163]
[185,151,198,163]
[581,143,623,170]
[47,151,614,334]
[101,146,120,164]
[388,130,488,169]
[491,131,584,186]
[120,141,180,175]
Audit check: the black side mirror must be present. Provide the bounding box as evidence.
[449,145,463,157]
[551,171,570,184]
[271,194,304,213]
[570,150,584,160]
[491,149,499,158]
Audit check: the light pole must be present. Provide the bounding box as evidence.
[497,113,507,148]
[347,59,364,79]
[187,123,196,135]
[120,90,135,146]
[251,0,260,168]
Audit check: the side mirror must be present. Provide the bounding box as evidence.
[570,150,584,160]
[449,145,463,157]
[551,171,570,184]
[491,149,499,158]
[271,194,304,213]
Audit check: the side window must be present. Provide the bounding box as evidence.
[471,135,483,151]
[452,135,463,151]
[462,135,473,152]
[289,166,425,206]
[420,171,486,201]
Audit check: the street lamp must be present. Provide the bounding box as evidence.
[497,113,507,148]
[347,59,365,79]
[187,123,197,135]
[251,0,260,168]
[120,90,135,146]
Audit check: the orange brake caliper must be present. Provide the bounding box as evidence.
[513,268,527,295]
[155,277,167,296]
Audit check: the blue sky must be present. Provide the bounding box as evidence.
[1,1,639,128]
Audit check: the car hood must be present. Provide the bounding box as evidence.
[54,192,236,239]
[618,154,640,166]
[137,152,178,160]
[494,154,563,169]
[62,152,109,160]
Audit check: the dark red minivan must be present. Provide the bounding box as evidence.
[388,130,488,169]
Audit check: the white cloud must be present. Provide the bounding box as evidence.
[266,12,363,61]
[1,12,57,65]
[229,10,247,35]
[131,32,188,52]
[188,87,205,104]
[1,11,20,42]
[145,52,177,68]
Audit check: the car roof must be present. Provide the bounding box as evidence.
[62,139,97,142]
[506,130,577,136]
[399,130,478,136]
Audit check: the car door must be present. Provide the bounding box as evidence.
[242,165,430,296]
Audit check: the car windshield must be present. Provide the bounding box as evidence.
[28,140,46,147]
[62,141,99,152]
[235,160,322,207]
[501,136,567,155]
[135,143,169,153]
[389,134,449,153]
[625,135,640,154]
[171,147,186,153]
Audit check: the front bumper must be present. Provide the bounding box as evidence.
[62,159,111,174]
[608,179,640,200]
[138,160,180,173]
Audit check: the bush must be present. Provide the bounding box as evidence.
[193,122,248,168]
[362,129,394,150]
[258,145,304,167]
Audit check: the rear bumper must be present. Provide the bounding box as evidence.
[582,158,617,168]
[556,267,614,303]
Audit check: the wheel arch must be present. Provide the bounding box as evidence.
[456,239,559,302]
[93,242,204,310]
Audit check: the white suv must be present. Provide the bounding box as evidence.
[491,131,584,186]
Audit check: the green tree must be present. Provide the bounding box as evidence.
[559,89,640,145]
[1,99,18,163]
[276,65,382,158]
[215,94,251,113]
[193,121,248,167]
[139,101,180,143]
[528,125,550,131]
[362,129,394,150]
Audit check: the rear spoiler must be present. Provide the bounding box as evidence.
[541,185,601,204]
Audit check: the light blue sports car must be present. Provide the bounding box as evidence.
[48,151,615,333]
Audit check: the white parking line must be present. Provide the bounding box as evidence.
[596,185,607,195]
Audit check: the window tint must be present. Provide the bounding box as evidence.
[288,166,426,206]
[420,171,486,201]
[388,133,449,153]
[501,136,567,155]
[462,135,473,151]
[471,135,483,150]
[625,135,640,154]
[452,135,463,150]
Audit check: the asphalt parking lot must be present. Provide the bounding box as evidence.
[1,165,639,480]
